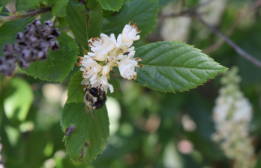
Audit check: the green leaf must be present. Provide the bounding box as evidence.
[102,0,158,39]
[24,31,78,82]
[135,41,227,92]
[61,102,109,163]
[55,17,68,28]
[66,0,89,50]
[0,3,9,16]
[0,3,9,27]
[159,0,175,7]
[107,76,123,99]
[0,17,34,56]
[4,77,33,122]
[16,0,41,11]
[52,0,68,17]
[67,71,84,103]
[1,0,13,6]
[87,1,103,38]
[97,0,123,11]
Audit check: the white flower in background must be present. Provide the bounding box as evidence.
[117,51,141,80]
[161,17,191,42]
[78,23,141,93]
[212,66,256,168]
[199,0,227,26]
[160,1,191,42]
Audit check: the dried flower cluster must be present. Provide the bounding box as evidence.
[212,67,256,168]
[78,23,142,93]
[0,19,61,76]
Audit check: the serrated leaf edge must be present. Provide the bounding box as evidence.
[135,41,228,93]
[97,0,124,11]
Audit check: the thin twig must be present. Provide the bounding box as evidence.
[198,16,261,68]
[5,7,51,21]
[53,16,58,26]
[160,0,214,19]
[191,0,214,11]
[203,0,261,54]
[181,0,186,9]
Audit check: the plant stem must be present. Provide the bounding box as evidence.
[198,16,261,68]
[5,7,51,21]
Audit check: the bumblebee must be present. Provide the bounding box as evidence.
[83,87,107,118]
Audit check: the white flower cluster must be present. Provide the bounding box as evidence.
[212,67,256,168]
[199,0,227,26]
[78,23,142,93]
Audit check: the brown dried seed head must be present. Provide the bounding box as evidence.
[19,58,31,69]
[50,41,60,51]
[51,28,61,38]
[32,19,42,29]
[44,20,54,28]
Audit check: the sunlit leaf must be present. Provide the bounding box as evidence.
[4,77,33,121]
[66,0,89,50]
[52,0,68,17]
[97,0,123,11]
[1,0,13,6]
[67,71,84,103]
[102,0,158,39]
[61,102,109,163]
[16,0,41,11]
[135,41,227,92]
[88,0,103,38]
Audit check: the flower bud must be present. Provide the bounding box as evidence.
[102,64,111,76]
[21,48,32,62]
[24,24,36,36]
[50,41,60,51]
[16,32,26,45]
[51,28,61,38]
[19,57,31,69]
[32,19,42,30]
[42,27,52,37]
[45,20,54,28]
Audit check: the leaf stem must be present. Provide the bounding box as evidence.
[5,7,51,21]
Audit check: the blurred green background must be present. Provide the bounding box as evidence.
[1,0,261,167]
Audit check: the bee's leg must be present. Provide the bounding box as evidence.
[84,104,89,114]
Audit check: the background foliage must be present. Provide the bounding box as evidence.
[1,0,261,167]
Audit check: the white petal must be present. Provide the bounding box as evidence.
[108,84,114,93]
[128,46,135,52]
[117,34,123,46]
[128,51,136,59]
[124,41,133,47]
[81,78,89,85]
[102,65,111,76]
[88,52,96,57]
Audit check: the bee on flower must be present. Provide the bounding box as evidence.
[77,23,142,116]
